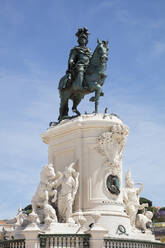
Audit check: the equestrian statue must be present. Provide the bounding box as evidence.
[58,27,109,121]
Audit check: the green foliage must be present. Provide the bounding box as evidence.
[148,206,157,213]
[153,215,164,223]
[139,198,165,223]
[140,197,152,207]
[22,204,32,215]
[138,197,153,214]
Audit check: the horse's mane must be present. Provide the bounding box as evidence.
[87,41,108,74]
[85,44,99,75]
[90,44,100,64]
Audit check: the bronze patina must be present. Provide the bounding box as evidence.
[58,27,109,121]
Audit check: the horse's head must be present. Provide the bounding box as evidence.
[86,39,109,85]
[96,39,109,64]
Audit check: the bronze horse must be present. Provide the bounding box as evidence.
[58,40,109,121]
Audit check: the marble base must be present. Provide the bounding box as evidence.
[40,222,80,234]
[41,114,127,215]
[40,114,156,242]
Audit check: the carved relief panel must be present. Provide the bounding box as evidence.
[96,123,128,200]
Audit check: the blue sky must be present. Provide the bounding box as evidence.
[0,0,165,219]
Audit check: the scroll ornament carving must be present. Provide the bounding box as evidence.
[96,124,129,175]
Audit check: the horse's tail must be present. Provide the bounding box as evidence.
[58,75,68,90]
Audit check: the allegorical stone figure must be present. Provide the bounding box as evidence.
[31,164,59,224]
[31,162,79,225]
[14,208,27,226]
[123,170,148,228]
[57,162,79,223]
[61,27,92,91]
[136,210,153,232]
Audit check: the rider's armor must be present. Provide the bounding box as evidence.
[67,46,92,89]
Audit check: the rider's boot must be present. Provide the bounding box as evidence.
[73,66,86,90]
[76,71,83,90]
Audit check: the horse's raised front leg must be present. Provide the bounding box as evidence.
[89,84,102,113]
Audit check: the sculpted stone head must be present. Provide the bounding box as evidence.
[40,163,55,184]
[64,166,73,177]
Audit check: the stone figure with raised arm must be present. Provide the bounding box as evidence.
[57,161,79,223]
[14,207,27,226]
[31,163,61,223]
[123,170,148,228]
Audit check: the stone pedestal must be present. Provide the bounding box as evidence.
[89,224,108,248]
[8,113,157,248]
[22,224,41,248]
[41,114,131,236]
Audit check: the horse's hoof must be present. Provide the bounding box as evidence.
[49,121,58,127]
[83,86,88,90]
[89,96,95,102]
[72,109,81,116]
[58,115,69,122]
[92,111,98,114]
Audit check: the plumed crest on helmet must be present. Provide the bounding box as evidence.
[75,27,90,40]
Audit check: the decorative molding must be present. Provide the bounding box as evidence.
[96,123,129,176]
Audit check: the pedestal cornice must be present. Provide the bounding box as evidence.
[41,114,125,144]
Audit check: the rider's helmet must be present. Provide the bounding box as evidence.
[76,27,90,45]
